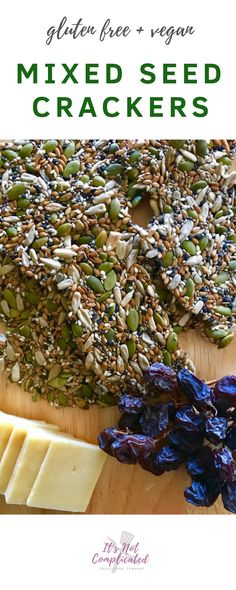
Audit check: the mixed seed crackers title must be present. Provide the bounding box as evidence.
[17,63,221,119]
[17,62,221,119]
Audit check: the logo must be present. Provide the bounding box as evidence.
[91,530,150,572]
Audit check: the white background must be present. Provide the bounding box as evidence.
[0,1,235,586]
[0,515,234,589]
[0,0,235,137]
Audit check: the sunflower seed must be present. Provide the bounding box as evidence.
[53,248,76,259]
[82,333,94,352]
[86,203,106,216]
[35,351,47,365]
[11,362,20,382]
[138,353,150,371]
[41,258,62,270]
[57,278,73,290]
[192,300,204,314]
[186,255,203,266]
[85,352,94,369]
[121,290,134,307]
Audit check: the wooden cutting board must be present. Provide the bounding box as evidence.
[0,201,235,515]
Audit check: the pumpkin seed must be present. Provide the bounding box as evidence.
[19,143,34,158]
[19,325,31,338]
[182,240,196,256]
[57,223,72,237]
[71,324,83,337]
[6,227,17,237]
[199,235,209,251]
[162,251,173,267]
[109,198,120,221]
[3,289,16,309]
[105,328,116,342]
[17,197,30,209]
[185,278,195,298]
[218,334,234,348]
[86,276,104,293]
[214,271,230,284]
[63,142,75,158]
[92,175,106,187]
[32,238,48,250]
[178,160,195,172]
[2,149,18,161]
[98,262,114,273]
[163,350,172,365]
[127,308,139,332]
[219,156,232,166]
[228,260,236,271]
[190,181,208,192]
[7,183,26,200]
[208,328,229,340]
[104,270,117,291]
[129,150,141,164]
[106,163,123,177]
[63,160,80,177]
[127,339,136,357]
[173,326,182,335]
[98,291,112,303]
[188,209,198,220]
[196,140,208,157]
[95,230,107,247]
[153,312,165,327]
[58,392,69,406]
[214,306,232,316]
[43,140,58,152]
[109,142,119,153]
[166,332,178,353]
[80,262,94,275]
[169,140,186,148]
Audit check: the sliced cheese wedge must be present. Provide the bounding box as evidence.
[0,411,56,466]
[0,415,59,494]
[5,429,73,505]
[27,437,107,512]
[0,422,12,461]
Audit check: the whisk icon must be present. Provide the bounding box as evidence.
[107,531,134,573]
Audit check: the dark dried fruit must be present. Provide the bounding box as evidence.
[225,426,236,450]
[184,480,221,507]
[214,447,236,483]
[139,455,165,476]
[168,428,204,454]
[98,363,236,514]
[97,427,123,456]
[118,413,141,433]
[186,446,217,480]
[214,376,236,408]
[111,434,156,464]
[140,404,169,437]
[178,368,214,408]
[154,445,185,471]
[222,481,236,513]
[175,406,203,431]
[118,394,146,414]
[204,417,227,444]
[145,362,178,394]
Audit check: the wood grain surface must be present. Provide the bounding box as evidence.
[0,198,235,515]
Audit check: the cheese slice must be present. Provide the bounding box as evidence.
[0,422,12,460]
[27,437,107,512]
[0,411,55,466]
[5,429,73,505]
[0,416,59,494]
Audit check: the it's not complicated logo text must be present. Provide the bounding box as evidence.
[91,531,150,572]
